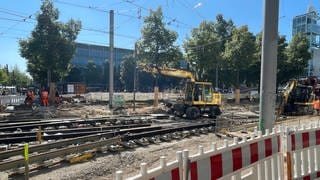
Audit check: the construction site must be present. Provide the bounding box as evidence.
[0,74,319,180]
[3,0,320,179]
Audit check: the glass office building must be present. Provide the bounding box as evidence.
[292,5,320,76]
[71,42,133,70]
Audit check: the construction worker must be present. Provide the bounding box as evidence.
[41,87,49,106]
[55,89,61,104]
[313,96,320,115]
[24,89,35,106]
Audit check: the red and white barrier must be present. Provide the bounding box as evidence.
[184,128,282,180]
[119,151,183,180]
[286,124,320,180]
[118,128,283,180]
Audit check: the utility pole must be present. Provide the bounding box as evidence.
[259,0,279,133]
[133,43,137,111]
[215,66,218,90]
[109,10,114,109]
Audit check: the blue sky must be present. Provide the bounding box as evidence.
[0,0,318,73]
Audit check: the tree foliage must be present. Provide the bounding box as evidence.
[184,21,220,80]
[19,0,81,86]
[285,33,311,78]
[8,65,32,87]
[0,68,8,85]
[276,36,289,84]
[137,7,182,68]
[223,25,256,87]
[120,54,135,91]
[184,14,234,83]
[0,65,32,87]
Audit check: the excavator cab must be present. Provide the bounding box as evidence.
[185,82,220,105]
[180,81,221,119]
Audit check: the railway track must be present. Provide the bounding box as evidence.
[0,116,152,132]
[2,109,314,177]
[0,121,215,176]
[0,124,152,144]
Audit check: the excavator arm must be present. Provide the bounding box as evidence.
[140,64,196,82]
[156,68,195,82]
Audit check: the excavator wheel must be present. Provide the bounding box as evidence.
[208,106,221,118]
[186,106,200,120]
[173,104,185,117]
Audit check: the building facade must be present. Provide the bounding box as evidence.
[292,5,320,76]
[71,42,133,70]
[69,42,133,91]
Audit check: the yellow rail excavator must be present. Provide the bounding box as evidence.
[143,65,222,119]
[277,76,318,115]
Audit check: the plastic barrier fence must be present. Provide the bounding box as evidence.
[116,151,183,180]
[286,124,320,180]
[185,128,282,180]
[0,95,25,105]
[117,128,283,180]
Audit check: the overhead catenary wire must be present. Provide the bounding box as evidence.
[122,0,194,29]
[186,36,232,50]
[54,0,195,30]
[0,8,139,40]
[175,0,206,20]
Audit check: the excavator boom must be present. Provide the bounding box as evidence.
[157,68,195,82]
[142,65,196,82]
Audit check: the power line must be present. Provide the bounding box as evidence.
[0,7,139,40]
[54,0,108,13]
[81,27,138,39]
[122,0,194,29]
[0,17,34,23]
[175,0,206,20]
[185,36,232,50]
[53,0,143,30]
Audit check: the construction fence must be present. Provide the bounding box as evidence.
[116,123,320,180]
[0,95,25,106]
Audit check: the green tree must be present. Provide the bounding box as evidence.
[8,65,32,87]
[223,25,256,87]
[184,15,234,84]
[120,54,135,91]
[285,32,311,78]
[19,0,81,86]
[0,68,8,85]
[276,36,289,85]
[137,7,182,68]
[251,33,289,87]
[213,14,234,53]
[184,21,220,80]
[244,32,263,87]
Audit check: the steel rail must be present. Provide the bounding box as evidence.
[0,124,151,138]
[123,122,215,140]
[0,117,150,132]
[0,137,121,171]
[0,121,216,174]
[0,126,161,160]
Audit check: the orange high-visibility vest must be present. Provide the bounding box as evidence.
[41,91,48,99]
[314,100,320,110]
